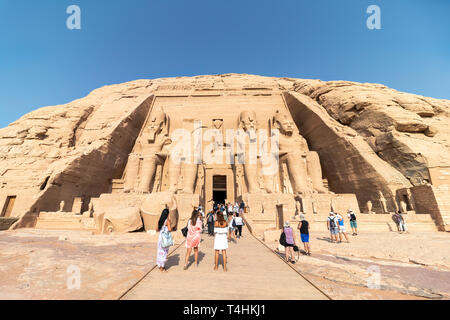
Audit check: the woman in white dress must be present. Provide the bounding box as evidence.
[214,211,229,272]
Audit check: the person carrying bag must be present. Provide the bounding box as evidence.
[156,208,172,272]
[161,226,174,248]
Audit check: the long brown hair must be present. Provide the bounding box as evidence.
[216,211,227,226]
[190,209,199,226]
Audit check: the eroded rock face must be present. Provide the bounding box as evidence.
[0,74,448,230]
[103,207,143,233]
[292,79,450,184]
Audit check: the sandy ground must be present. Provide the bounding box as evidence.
[0,229,158,299]
[0,228,449,300]
[264,231,450,299]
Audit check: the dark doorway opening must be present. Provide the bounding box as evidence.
[276,204,284,229]
[213,191,227,205]
[213,175,227,205]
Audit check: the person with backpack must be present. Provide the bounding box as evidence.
[327,212,339,243]
[347,209,358,235]
[234,212,244,238]
[297,214,311,255]
[393,211,408,233]
[206,210,215,236]
[281,221,296,263]
[221,204,228,221]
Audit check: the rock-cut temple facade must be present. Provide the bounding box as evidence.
[0,74,449,237]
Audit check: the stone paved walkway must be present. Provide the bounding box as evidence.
[121,229,328,300]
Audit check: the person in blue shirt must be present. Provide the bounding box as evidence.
[335,212,350,243]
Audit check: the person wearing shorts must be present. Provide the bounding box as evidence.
[297,214,311,255]
[347,209,358,235]
[327,212,339,243]
[336,213,349,243]
[283,222,296,263]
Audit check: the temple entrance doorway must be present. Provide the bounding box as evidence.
[204,166,235,212]
[213,175,227,205]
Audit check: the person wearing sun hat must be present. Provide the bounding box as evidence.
[327,211,339,243]
[297,214,311,255]
[283,221,296,263]
[347,209,358,236]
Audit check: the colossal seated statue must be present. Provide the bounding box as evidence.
[166,119,199,194]
[123,107,171,193]
[270,110,327,194]
[237,111,261,193]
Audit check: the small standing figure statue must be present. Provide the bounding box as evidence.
[378,191,388,213]
[366,200,373,214]
[83,201,94,218]
[295,200,302,216]
[406,189,416,213]
[330,198,336,213]
[400,200,408,214]
[59,201,65,212]
[312,201,317,214]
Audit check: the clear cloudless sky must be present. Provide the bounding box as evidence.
[0,0,449,128]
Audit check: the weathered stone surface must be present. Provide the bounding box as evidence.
[103,207,143,233]
[292,79,450,184]
[0,74,448,233]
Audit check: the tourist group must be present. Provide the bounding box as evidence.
[155,201,246,273]
[154,200,410,271]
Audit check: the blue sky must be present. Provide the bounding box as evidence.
[0,0,449,128]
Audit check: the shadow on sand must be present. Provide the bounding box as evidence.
[184,251,206,269]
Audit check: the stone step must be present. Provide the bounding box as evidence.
[246,212,438,237]
[35,216,96,232]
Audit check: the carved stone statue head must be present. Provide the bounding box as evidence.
[146,107,168,142]
[238,111,257,132]
[272,110,294,135]
[212,119,223,130]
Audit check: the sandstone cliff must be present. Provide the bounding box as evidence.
[0,74,448,227]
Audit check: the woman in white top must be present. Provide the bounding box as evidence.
[214,211,229,272]
[234,212,244,238]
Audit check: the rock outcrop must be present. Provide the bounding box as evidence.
[0,74,448,230]
[292,79,450,185]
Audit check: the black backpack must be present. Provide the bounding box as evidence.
[279,231,287,246]
[350,213,356,221]
[329,217,336,229]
